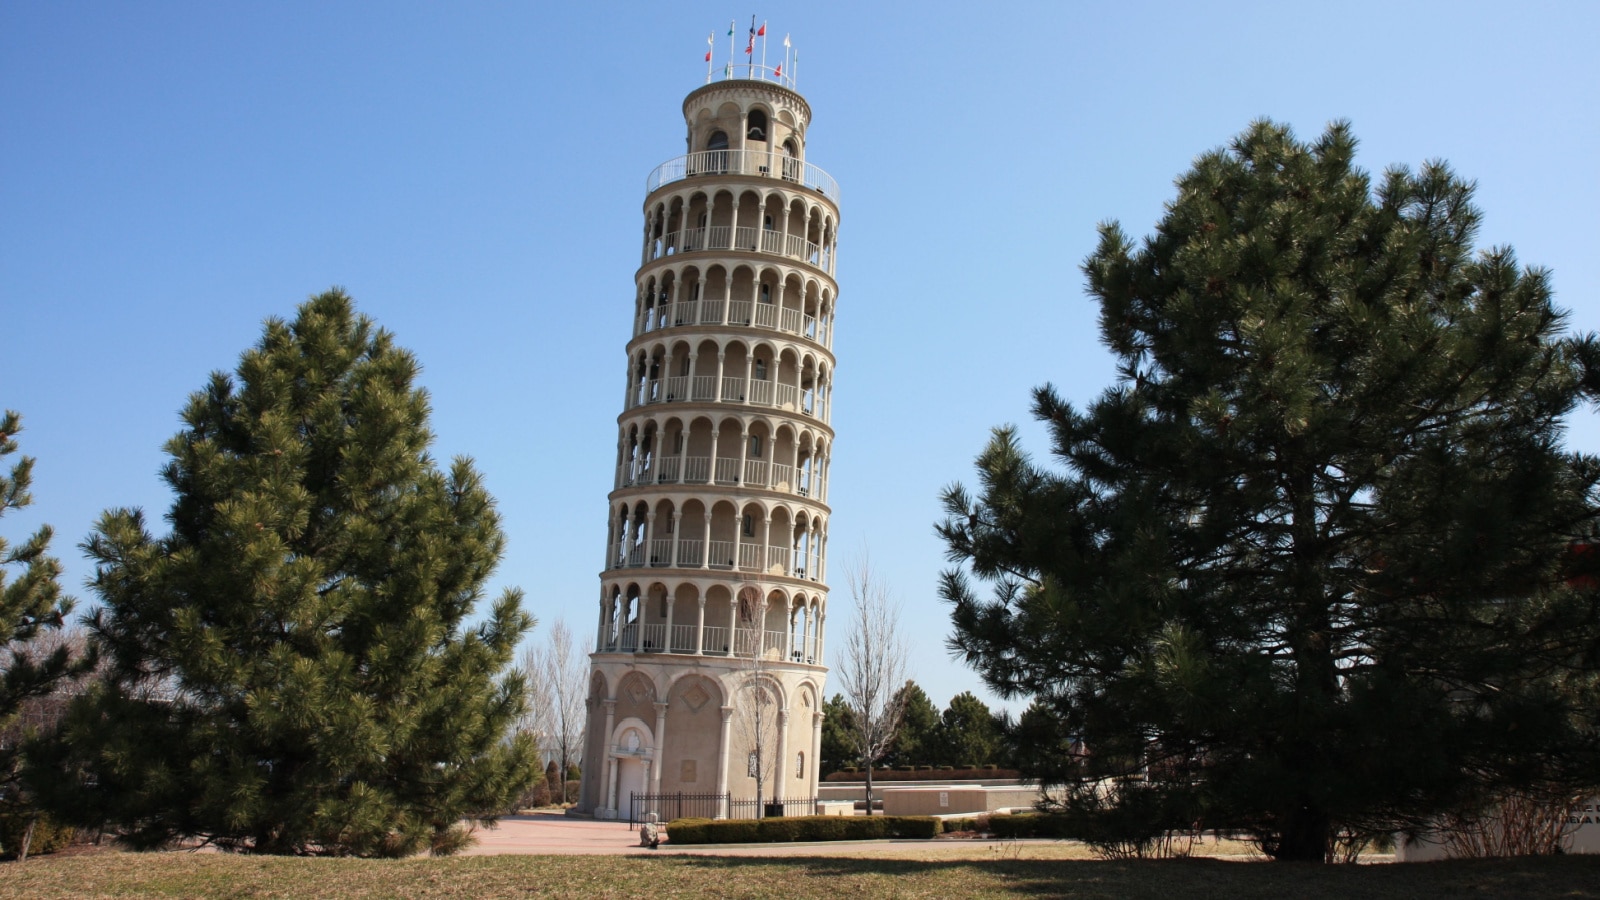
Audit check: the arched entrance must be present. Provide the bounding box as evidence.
[607,719,655,819]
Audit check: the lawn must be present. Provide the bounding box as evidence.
[4,851,1600,899]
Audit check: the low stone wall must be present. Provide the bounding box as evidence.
[882,786,1042,816]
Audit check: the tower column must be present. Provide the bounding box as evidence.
[665,593,676,653]
[811,711,824,796]
[694,596,706,655]
[651,701,669,795]
[701,512,713,567]
[775,709,790,803]
[601,699,618,815]
[716,704,735,817]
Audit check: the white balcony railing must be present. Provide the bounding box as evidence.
[646,223,834,275]
[615,454,827,501]
[646,149,839,202]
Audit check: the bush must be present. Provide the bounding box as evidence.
[665,815,940,845]
[0,811,75,859]
[988,813,1077,839]
[941,817,981,834]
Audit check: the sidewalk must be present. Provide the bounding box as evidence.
[457,813,1065,858]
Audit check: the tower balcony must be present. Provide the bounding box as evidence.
[647,150,838,203]
[634,297,831,348]
[614,455,827,503]
[597,623,819,665]
[625,373,829,421]
[643,224,835,276]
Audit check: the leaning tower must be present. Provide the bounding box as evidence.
[577,55,839,820]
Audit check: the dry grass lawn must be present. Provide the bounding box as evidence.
[5,850,1600,899]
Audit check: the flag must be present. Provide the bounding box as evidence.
[773,64,782,78]
[705,32,713,62]
[746,16,755,55]
[783,34,791,48]
[705,49,712,61]
[758,23,766,37]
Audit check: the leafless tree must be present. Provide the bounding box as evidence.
[836,556,907,815]
[732,585,781,817]
[518,619,588,803]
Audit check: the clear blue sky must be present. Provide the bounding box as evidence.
[4,1,1597,714]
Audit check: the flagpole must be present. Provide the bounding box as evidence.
[760,21,768,79]
[793,49,799,88]
[727,19,735,80]
[782,35,791,88]
[706,32,714,83]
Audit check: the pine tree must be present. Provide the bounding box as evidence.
[818,694,856,776]
[885,682,939,768]
[939,121,1600,861]
[47,290,536,856]
[933,692,1001,769]
[1,412,79,845]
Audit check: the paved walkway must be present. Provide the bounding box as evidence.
[457,814,1043,858]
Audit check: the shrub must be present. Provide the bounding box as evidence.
[886,816,940,839]
[941,817,980,834]
[988,813,1077,839]
[665,818,714,843]
[0,812,75,859]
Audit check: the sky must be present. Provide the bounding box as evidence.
[4,1,1597,715]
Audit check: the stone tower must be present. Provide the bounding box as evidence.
[577,58,839,820]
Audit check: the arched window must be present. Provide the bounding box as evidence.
[707,130,729,152]
[755,358,768,380]
[747,109,768,141]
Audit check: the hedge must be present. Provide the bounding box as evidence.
[987,813,1078,839]
[0,812,75,859]
[822,766,1021,783]
[666,815,941,844]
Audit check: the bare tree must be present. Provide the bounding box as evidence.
[518,619,588,804]
[836,557,908,815]
[732,585,781,817]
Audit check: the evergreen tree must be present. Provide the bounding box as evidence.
[939,122,1600,861]
[0,412,79,832]
[45,291,536,856]
[885,681,939,768]
[818,694,856,776]
[933,692,1001,768]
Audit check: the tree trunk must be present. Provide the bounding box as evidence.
[1274,802,1332,862]
[864,763,874,816]
[18,817,36,862]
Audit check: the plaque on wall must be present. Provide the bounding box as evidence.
[681,759,698,783]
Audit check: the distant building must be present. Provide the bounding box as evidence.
[577,58,839,820]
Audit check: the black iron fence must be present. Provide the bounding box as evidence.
[627,792,819,828]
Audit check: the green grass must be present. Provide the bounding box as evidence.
[4,852,1600,899]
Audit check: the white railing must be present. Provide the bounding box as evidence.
[646,223,830,275]
[602,620,822,661]
[744,459,768,486]
[721,376,745,402]
[646,149,839,202]
[627,545,644,567]
[634,294,831,347]
[738,543,762,571]
[691,375,718,401]
[664,376,688,401]
[749,380,773,405]
[617,454,824,500]
[657,456,680,482]
[675,538,703,566]
[650,539,673,566]
[708,540,736,568]
[682,455,711,483]
[770,462,793,492]
[767,546,790,574]
[776,383,798,410]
